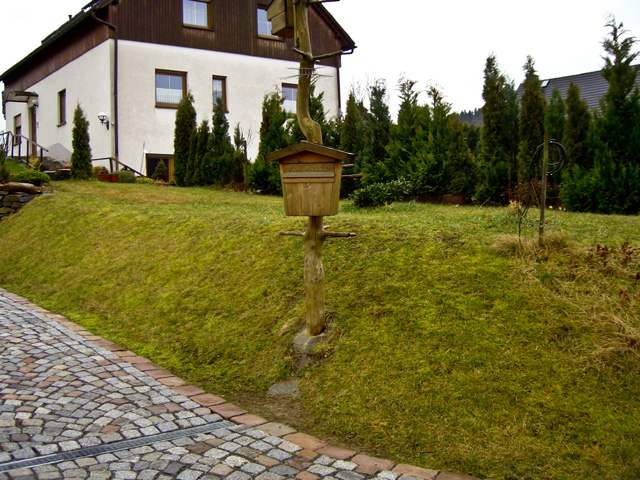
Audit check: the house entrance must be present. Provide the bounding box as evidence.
[146,154,174,182]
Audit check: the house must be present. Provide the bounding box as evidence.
[516,65,640,112]
[1,0,355,179]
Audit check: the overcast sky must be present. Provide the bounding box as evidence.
[2,0,640,132]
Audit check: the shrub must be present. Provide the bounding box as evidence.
[0,152,10,183]
[152,160,169,182]
[93,166,108,176]
[350,178,412,208]
[136,177,154,184]
[116,170,136,183]
[12,170,51,186]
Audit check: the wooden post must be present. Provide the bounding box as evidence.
[539,131,549,247]
[296,0,323,335]
[304,215,326,336]
[293,0,322,145]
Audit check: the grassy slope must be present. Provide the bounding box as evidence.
[0,182,639,480]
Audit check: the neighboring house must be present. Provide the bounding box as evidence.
[516,65,640,112]
[1,0,355,179]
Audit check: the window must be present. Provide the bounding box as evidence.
[183,0,211,28]
[282,84,297,115]
[58,89,67,126]
[257,8,274,37]
[212,76,227,111]
[155,71,186,107]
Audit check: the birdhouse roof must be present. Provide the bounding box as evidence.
[265,141,354,163]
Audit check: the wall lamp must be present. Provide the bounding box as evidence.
[98,112,110,130]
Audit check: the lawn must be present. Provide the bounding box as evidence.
[0,181,638,480]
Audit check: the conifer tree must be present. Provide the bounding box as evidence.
[206,98,235,186]
[361,79,392,185]
[192,119,209,186]
[249,91,290,194]
[545,88,566,141]
[340,91,359,148]
[387,78,420,180]
[173,93,196,186]
[446,114,477,194]
[564,17,640,214]
[594,17,640,167]
[70,104,93,180]
[516,56,546,189]
[232,124,248,184]
[562,82,592,170]
[185,127,198,186]
[480,54,508,167]
[476,54,518,204]
[152,159,168,182]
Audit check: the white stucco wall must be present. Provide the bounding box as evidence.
[4,39,342,175]
[118,40,340,174]
[4,41,114,164]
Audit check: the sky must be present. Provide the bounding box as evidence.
[1,0,640,132]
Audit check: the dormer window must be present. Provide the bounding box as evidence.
[183,0,211,28]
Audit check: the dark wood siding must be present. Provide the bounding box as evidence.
[2,0,352,91]
[3,23,110,92]
[112,0,344,67]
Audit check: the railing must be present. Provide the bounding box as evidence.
[0,132,147,178]
[0,131,49,165]
[91,157,148,178]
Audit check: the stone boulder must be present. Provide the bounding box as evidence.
[0,182,42,195]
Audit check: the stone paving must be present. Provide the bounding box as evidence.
[0,288,483,480]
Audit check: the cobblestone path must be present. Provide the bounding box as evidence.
[0,289,480,480]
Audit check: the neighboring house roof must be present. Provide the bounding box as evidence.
[516,65,640,112]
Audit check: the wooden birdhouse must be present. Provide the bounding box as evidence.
[266,142,354,217]
[266,0,295,37]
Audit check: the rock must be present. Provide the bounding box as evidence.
[0,182,41,195]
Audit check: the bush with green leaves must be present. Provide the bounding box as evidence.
[12,170,51,186]
[350,178,413,208]
[136,177,154,184]
[116,171,136,183]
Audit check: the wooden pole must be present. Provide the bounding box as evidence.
[296,0,325,336]
[304,215,326,336]
[293,0,323,144]
[539,131,549,247]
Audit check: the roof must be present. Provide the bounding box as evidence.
[516,65,640,112]
[0,0,114,81]
[1,0,354,83]
[310,3,355,52]
[265,141,354,162]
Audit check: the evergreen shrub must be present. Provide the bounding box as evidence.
[350,178,412,208]
[12,170,51,186]
[116,171,136,183]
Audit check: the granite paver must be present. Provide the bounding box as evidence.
[0,288,485,480]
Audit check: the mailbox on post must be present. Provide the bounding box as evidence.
[266,142,353,217]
